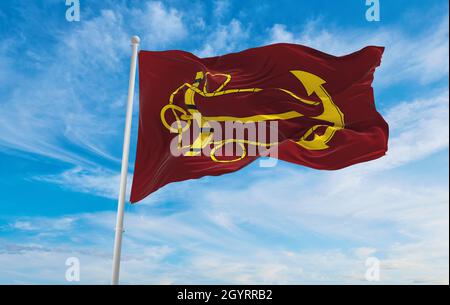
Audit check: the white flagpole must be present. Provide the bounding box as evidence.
[111,35,140,285]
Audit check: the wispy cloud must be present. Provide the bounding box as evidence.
[268,14,449,86]
[1,162,448,284]
[131,2,187,47]
[0,1,189,167]
[370,90,449,170]
[195,19,250,57]
[213,0,231,19]
[35,167,124,200]
[0,9,128,165]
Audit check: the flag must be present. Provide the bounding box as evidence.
[130,43,388,203]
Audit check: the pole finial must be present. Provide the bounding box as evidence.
[131,35,141,45]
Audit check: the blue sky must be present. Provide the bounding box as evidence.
[0,0,448,284]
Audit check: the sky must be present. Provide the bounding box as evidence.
[0,0,448,284]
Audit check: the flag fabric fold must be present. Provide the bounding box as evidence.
[130,43,388,203]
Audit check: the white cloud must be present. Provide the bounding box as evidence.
[268,14,449,86]
[33,166,189,205]
[269,24,295,43]
[375,90,449,170]
[213,0,231,19]
[345,89,449,173]
[0,2,189,167]
[354,247,377,259]
[11,217,75,232]
[196,19,249,57]
[63,9,129,70]
[35,167,123,200]
[2,166,448,284]
[0,9,129,165]
[131,2,187,47]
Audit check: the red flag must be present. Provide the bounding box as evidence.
[130,43,388,203]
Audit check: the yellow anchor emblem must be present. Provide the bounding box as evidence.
[160,70,345,162]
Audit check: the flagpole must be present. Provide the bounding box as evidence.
[111,35,140,285]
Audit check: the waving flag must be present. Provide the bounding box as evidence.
[130,43,388,203]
